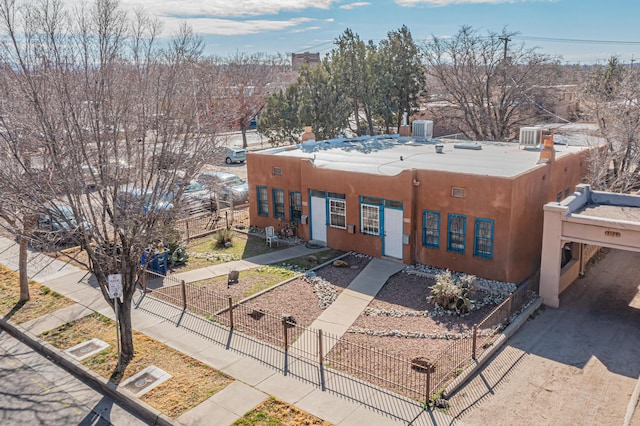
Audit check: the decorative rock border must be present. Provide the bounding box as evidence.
[403,264,516,298]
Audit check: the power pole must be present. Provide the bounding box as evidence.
[499,36,511,62]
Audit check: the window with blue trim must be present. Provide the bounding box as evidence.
[257,186,268,216]
[329,197,346,228]
[361,204,380,235]
[423,210,440,248]
[474,218,494,258]
[447,214,466,253]
[273,188,285,219]
[289,191,302,222]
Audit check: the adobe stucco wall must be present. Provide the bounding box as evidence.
[247,146,591,284]
[508,150,589,283]
[412,169,514,282]
[247,152,415,260]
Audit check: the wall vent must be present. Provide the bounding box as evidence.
[272,167,282,176]
[519,127,543,148]
[451,187,466,198]
[412,120,433,140]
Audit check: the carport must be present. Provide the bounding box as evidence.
[540,184,640,307]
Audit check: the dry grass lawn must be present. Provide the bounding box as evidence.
[234,397,332,426]
[40,313,232,418]
[0,265,74,324]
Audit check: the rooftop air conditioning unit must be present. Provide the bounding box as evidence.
[412,120,433,140]
[519,127,543,149]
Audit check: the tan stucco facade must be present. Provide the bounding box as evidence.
[248,142,590,284]
[540,185,640,307]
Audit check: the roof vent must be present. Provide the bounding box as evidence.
[519,127,543,149]
[453,142,482,150]
[412,120,433,140]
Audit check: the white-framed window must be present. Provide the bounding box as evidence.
[329,198,346,229]
[361,204,380,236]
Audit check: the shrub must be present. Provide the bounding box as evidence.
[213,229,234,248]
[429,270,475,315]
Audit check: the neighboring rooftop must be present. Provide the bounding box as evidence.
[573,204,640,222]
[257,134,595,178]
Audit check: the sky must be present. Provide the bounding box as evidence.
[75,0,640,64]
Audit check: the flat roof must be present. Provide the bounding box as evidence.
[258,135,592,178]
[573,204,640,222]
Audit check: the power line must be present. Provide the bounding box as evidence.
[514,35,640,46]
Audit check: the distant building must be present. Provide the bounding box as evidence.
[246,121,598,284]
[291,52,320,71]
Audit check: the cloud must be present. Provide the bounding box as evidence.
[161,17,315,36]
[113,0,337,18]
[395,0,539,5]
[293,26,322,33]
[340,2,371,9]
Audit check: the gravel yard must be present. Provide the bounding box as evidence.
[240,253,372,328]
[340,271,506,362]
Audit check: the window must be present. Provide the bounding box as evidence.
[289,191,302,222]
[329,198,346,229]
[474,218,494,258]
[447,214,466,253]
[423,210,440,248]
[257,186,268,216]
[272,167,282,176]
[273,188,285,219]
[556,192,563,202]
[361,204,380,235]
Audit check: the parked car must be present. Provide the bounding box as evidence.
[174,180,216,212]
[224,147,246,164]
[116,188,174,214]
[197,171,249,205]
[33,203,92,248]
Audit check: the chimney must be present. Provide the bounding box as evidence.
[399,113,411,136]
[538,134,555,164]
[301,126,316,142]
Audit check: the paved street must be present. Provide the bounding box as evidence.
[0,331,148,426]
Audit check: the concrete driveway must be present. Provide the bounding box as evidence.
[447,249,640,425]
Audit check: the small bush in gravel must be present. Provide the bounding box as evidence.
[429,271,475,315]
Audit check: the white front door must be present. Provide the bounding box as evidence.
[384,208,403,259]
[311,196,327,243]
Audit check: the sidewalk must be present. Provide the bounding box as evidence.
[169,243,328,284]
[0,237,457,425]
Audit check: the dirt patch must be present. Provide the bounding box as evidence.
[240,254,372,328]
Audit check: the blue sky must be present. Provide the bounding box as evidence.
[93,0,640,64]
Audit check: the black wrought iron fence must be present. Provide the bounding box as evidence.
[145,271,539,404]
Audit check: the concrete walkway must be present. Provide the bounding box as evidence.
[291,258,405,356]
[0,236,456,426]
[168,243,328,284]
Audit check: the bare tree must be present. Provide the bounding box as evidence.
[583,57,640,192]
[0,0,221,371]
[217,52,290,149]
[423,26,557,141]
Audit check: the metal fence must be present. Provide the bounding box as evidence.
[174,205,250,241]
[145,270,539,405]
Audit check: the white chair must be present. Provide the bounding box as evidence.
[265,226,279,247]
